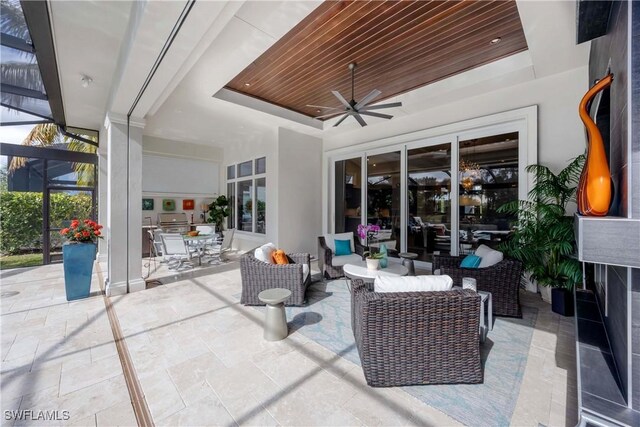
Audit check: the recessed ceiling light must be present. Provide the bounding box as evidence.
[244,82,251,87]
[490,37,501,45]
[316,109,321,113]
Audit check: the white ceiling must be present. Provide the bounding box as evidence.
[49,0,590,143]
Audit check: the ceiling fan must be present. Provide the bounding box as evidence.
[307,62,402,127]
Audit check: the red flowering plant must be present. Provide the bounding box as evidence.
[60,219,103,243]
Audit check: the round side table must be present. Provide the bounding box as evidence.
[258,288,291,341]
[398,252,418,276]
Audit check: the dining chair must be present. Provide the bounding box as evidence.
[208,228,235,263]
[160,233,193,270]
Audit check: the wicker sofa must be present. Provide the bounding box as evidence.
[350,279,483,387]
[318,235,363,279]
[432,255,524,318]
[240,251,311,306]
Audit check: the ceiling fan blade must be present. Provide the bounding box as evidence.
[353,113,368,127]
[359,111,393,120]
[354,89,381,110]
[306,104,342,110]
[315,111,343,119]
[331,91,351,109]
[360,102,402,111]
[333,114,350,127]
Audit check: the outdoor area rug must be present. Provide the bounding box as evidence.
[244,277,537,427]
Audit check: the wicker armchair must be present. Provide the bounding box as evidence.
[318,236,363,279]
[240,252,311,306]
[351,279,482,387]
[432,255,524,318]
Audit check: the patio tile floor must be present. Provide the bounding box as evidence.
[1,262,578,426]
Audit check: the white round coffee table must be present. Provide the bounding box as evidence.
[343,261,409,283]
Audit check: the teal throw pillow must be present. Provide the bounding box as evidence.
[334,239,352,256]
[460,254,481,268]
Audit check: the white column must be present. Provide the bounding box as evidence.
[97,126,108,264]
[104,113,146,296]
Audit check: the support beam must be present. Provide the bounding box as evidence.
[104,113,145,295]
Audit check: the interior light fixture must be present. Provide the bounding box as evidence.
[80,75,93,88]
[244,82,251,87]
[490,37,501,45]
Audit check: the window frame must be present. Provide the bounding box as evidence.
[226,157,266,235]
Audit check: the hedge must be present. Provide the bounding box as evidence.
[0,191,93,255]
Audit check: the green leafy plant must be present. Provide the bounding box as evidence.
[363,251,385,260]
[498,155,584,290]
[207,195,230,232]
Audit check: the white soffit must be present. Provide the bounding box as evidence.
[49,0,132,130]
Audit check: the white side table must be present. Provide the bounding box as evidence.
[258,288,291,341]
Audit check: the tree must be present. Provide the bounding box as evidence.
[8,124,97,186]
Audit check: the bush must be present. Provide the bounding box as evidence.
[0,191,93,255]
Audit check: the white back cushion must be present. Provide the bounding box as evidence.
[374,275,453,293]
[323,232,355,253]
[475,244,504,268]
[254,243,277,264]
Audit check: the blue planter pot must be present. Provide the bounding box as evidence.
[63,242,96,301]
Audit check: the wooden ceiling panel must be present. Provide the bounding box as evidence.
[226,0,528,119]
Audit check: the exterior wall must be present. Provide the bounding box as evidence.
[141,135,222,226]
[277,128,322,255]
[221,127,278,251]
[324,65,589,174]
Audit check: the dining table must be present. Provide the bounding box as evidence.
[183,233,218,266]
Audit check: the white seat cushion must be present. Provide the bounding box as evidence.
[374,275,453,293]
[331,253,362,267]
[254,243,277,264]
[302,264,310,281]
[475,244,503,268]
[323,232,355,254]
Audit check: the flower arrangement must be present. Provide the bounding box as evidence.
[357,223,380,245]
[60,219,103,243]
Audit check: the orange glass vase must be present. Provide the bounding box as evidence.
[577,74,614,216]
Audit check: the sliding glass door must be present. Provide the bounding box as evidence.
[334,157,362,236]
[367,151,401,257]
[330,122,526,266]
[407,143,452,262]
[458,132,519,254]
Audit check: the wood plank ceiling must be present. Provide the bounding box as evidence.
[226,0,528,119]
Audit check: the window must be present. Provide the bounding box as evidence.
[226,157,266,234]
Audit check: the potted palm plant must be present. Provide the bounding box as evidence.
[60,219,103,301]
[498,155,584,316]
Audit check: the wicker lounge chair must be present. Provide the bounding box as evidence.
[351,279,483,387]
[432,255,524,317]
[318,235,363,279]
[240,251,311,306]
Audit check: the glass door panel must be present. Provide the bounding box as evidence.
[407,144,452,262]
[367,151,401,257]
[0,155,44,268]
[458,132,519,254]
[334,157,362,236]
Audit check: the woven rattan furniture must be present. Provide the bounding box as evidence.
[240,251,311,306]
[432,255,523,318]
[318,236,363,279]
[350,279,483,387]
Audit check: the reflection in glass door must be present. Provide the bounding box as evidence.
[407,143,452,262]
[334,157,362,236]
[367,151,401,257]
[458,132,519,254]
